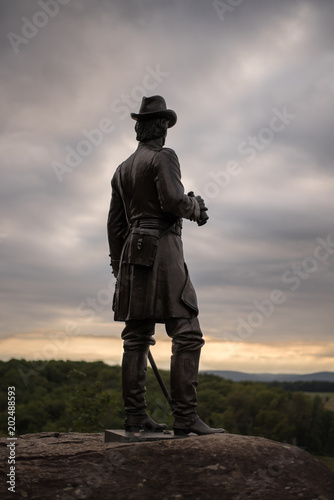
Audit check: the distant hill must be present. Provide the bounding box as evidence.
[202,370,334,383]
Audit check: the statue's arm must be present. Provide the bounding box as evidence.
[153,148,201,221]
[107,171,128,276]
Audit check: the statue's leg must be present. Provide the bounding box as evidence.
[166,317,225,435]
[121,319,167,432]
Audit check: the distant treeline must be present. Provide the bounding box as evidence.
[1,359,334,456]
[265,381,334,392]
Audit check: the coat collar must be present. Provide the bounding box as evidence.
[138,138,165,151]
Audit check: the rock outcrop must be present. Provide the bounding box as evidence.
[1,432,334,499]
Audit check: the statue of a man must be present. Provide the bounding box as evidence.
[107,95,224,435]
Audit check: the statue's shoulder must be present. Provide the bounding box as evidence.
[155,146,179,162]
[161,146,176,154]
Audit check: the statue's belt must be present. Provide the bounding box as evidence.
[130,218,182,236]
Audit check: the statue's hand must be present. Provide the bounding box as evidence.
[109,255,119,277]
[188,192,209,225]
[195,195,208,213]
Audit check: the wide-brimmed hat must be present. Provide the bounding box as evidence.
[131,95,177,128]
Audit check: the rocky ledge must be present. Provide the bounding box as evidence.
[0,432,334,499]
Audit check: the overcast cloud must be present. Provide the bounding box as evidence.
[1,0,333,371]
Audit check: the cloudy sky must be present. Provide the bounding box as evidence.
[1,0,334,373]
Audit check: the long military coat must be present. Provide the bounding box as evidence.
[107,138,201,322]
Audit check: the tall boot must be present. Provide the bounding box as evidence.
[171,349,225,435]
[122,347,167,433]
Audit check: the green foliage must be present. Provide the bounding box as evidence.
[305,392,334,411]
[1,359,334,456]
[0,359,124,434]
[267,381,334,392]
[68,369,115,432]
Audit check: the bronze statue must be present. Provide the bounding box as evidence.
[107,95,224,435]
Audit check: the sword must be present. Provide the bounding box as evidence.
[148,349,175,412]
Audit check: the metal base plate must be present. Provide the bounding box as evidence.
[104,429,191,443]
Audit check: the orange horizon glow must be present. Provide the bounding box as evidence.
[1,331,333,374]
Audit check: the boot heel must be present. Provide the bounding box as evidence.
[173,428,190,436]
